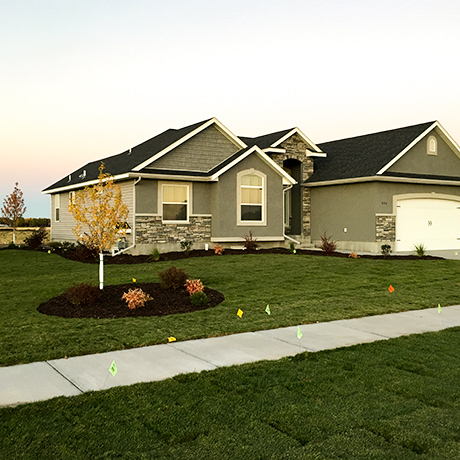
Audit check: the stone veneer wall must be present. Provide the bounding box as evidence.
[375,215,396,242]
[270,133,314,238]
[136,216,211,244]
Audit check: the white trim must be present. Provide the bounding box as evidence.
[375,121,460,175]
[210,236,285,242]
[306,151,327,157]
[210,145,296,185]
[305,175,460,187]
[159,181,192,224]
[237,169,267,226]
[42,174,131,194]
[271,127,323,153]
[189,214,212,217]
[263,147,286,154]
[132,118,247,171]
[135,213,161,217]
[427,135,437,156]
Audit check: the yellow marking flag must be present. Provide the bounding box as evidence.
[168,336,176,342]
[237,309,243,318]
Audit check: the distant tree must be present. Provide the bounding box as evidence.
[1,182,26,244]
[69,163,129,289]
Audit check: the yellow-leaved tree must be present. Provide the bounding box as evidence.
[69,163,129,289]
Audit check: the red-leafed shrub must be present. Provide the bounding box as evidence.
[243,231,258,251]
[65,283,101,306]
[121,288,153,310]
[158,266,189,290]
[320,232,337,254]
[185,279,204,296]
[214,244,224,255]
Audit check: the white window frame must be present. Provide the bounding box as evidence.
[160,182,191,224]
[54,194,60,222]
[237,169,267,226]
[427,135,437,156]
[68,191,76,204]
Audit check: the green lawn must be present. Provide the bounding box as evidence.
[1,249,460,366]
[1,327,459,459]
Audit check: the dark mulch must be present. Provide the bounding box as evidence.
[37,283,225,319]
[55,247,443,264]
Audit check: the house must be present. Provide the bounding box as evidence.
[42,118,323,254]
[43,118,460,254]
[306,121,460,253]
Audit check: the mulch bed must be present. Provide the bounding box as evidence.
[37,283,224,319]
[58,247,443,264]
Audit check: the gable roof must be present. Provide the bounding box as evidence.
[240,127,323,154]
[43,118,297,193]
[306,121,438,184]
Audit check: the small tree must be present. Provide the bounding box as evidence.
[2,182,26,244]
[69,163,129,289]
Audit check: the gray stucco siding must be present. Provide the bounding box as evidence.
[388,130,460,177]
[147,125,240,173]
[211,154,284,240]
[192,182,211,215]
[310,181,460,244]
[135,179,158,214]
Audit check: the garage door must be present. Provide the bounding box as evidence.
[396,198,460,251]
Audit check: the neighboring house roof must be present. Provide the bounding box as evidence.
[43,118,297,194]
[306,121,440,184]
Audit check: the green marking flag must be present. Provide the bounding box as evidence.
[438,304,442,314]
[293,249,297,254]
[265,305,271,315]
[297,326,303,340]
[109,360,117,377]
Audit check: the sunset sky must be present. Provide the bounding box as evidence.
[1,0,459,217]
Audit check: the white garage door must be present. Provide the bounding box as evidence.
[396,199,460,251]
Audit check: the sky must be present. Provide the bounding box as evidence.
[1,0,459,217]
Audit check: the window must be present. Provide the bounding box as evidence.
[427,135,437,155]
[69,191,76,204]
[162,184,189,222]
[238,170,266,225]
[55,194,60,222]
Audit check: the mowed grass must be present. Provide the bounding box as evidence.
[1,327,459,459]
[1,249,460,365]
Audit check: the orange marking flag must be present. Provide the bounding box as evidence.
[388,285,395,293]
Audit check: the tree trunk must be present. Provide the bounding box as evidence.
[99,252,104,289]
[12,228,16,245]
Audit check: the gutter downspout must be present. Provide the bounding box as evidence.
[283,184,300,245]
[111,177,141,256]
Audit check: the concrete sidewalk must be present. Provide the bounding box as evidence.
[1,305,460,408]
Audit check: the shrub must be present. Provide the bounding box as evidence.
[65,283,101,307]
[289,242,296,253]
[319,232,337,254]
[185,279,204,296]
[121,288,153,310]
[24,227,48,249]
[190,291,209,307]
[149,247,160,262]
[180,240,193,254]
[60,241,76,253]
[381,244,392,258]
[243,231,258,251]
[48,241,62,250]
[348,251,360,259]
[414,243,426,257]
[159,266,189,290]
[214,244,224,255]
[72,243,98,261]
[7,242,16,249]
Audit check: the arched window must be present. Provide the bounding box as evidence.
[427,135,437,155]
[237,170,266,225]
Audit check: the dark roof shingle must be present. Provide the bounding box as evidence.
[306,121,435,183]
